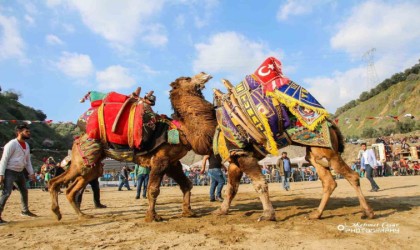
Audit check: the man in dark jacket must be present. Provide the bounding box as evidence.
[276,152,291,191]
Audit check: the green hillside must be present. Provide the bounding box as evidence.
[336,78,420,138]
[0,93,80,170]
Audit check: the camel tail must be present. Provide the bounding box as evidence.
[329,120,345,153]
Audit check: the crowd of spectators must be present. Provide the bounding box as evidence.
[25,153,420,190]
[28,157,65,190]
[374,135,419,161]
[351,159,420,177]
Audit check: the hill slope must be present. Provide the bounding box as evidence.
[335,79,420,138]
[0,94,80,169]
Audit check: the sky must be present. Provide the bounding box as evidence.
[0,0,419,123]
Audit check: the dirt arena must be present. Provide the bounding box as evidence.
[0,176,419,249]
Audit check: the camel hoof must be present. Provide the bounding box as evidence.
[181,210,196,218]
[78,214,93,220]
[51,208,62,221]
[361,209,375,219]
[52,211,62,221]
[257,211,276,222]
[145,212,163,222]
[212,208,228,216]
[307,210,322,220]
[257,215,276,222]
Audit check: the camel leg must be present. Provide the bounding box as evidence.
[49,168,79,221]
[165,161,195,217]
[66,176,93,219]
[306,149,337,219]
[237,155,276,221]
[145,162,166,222]
[330,154,375,219]
[214,162,243,216]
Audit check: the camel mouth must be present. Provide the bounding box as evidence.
[194,72,212,91]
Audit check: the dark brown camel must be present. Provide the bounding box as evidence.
[170,77,375,221]
[49,72,217,222]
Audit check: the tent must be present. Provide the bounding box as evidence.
[258,155,310,168]
[190,159,229,170]
[182,163,190,171]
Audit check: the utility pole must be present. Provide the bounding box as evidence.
[362,48,379,88]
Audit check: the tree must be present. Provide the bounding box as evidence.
[2,90,21,101]
[359,91,370,102]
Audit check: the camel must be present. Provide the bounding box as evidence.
[169,76,375,221]
[48,72,217,222]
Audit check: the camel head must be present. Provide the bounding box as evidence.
[170,72,212,94]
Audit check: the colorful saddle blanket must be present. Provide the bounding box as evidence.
[213,57,332,160]
[78,92,164,150]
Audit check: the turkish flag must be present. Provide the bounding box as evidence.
[252,57,290,92]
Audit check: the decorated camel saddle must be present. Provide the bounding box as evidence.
[213,57,333,160]
[77,88,176,159]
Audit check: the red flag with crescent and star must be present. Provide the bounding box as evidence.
[252,57,291,93]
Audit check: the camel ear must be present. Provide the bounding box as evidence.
[170,80,179,89]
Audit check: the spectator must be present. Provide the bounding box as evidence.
[376,159,383,177]
[276,152,291,191]
[118,165,132,191]
[392,161,399,176]
[134,164,150,199]
[359,143,380,192]
[407,161,414,175]
[44,171,51,191]
[76,177,107,209]
[382,160,390,176]
[399,158,408,176]
[201,154,225,202]
[413,161,420,175]
[129,170,136,187]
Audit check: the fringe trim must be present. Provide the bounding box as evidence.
[267,90,327,131]
[260,112,279,156]
[218,132,230,161]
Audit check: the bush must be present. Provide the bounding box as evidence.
[406,73,420,81]
[361,127,379,138]
[34,109,47,121]
[396,119,418,134]
[2,90,21,101]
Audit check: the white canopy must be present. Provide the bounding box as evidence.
[258,155,310,168]
[182,163,190,171]
[190,159,229,169]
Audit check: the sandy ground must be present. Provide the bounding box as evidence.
[0,176,419,250]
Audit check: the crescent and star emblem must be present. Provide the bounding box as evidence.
[258,66,271,76]
[258,64,275,77]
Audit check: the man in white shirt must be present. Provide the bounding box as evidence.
[359,143,380,192]
[0,124,37,224]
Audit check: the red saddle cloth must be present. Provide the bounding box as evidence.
[86,92,144,148]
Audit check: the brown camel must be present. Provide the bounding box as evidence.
[49,72,216,222]
[170,77,375,221]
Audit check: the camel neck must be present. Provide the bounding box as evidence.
[170,90,217,155]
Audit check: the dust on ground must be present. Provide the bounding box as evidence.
[0,176,419,250]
